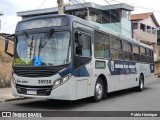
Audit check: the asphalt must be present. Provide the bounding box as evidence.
[0,88,26,102]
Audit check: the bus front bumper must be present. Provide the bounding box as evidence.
[11,82,74,100]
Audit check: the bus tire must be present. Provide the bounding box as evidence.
[136,75,144,92]
[91,78,104,102]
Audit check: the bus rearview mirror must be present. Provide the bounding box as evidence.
[5,34,14,57]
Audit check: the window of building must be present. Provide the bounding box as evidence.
[94,31,110,58]
[101,10,120,24]
[72,9,87,20]
[132,23,138,29]
[110,37,122,60]
[140,23,146,31]
[89,10,102,23]
[147,26,151,33]
[122,10,131,20]
[152,28,157,34]
[75,32,91,57]
[110,10,120,23]
[102,11,110,24]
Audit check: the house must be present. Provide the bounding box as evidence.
[17,2,134,38]
[131,12,159,61]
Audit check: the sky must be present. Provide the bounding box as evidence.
[0,0,160,34]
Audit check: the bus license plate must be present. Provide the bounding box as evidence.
[27,90,37,95]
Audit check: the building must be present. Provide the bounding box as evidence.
[17,2,134,38]
[0,11,4,31]
[131,12,159,61]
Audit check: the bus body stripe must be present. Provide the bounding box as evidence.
[74,66,90,77]
[59,66,73,77]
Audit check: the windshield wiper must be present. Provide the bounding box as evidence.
[22,31,35,59]
[38,28,54,57]
[39,28,54,48]
[22,31,32,47]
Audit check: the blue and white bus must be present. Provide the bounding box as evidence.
[5,14,154,102]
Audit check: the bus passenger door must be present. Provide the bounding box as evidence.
[74,31,93,99]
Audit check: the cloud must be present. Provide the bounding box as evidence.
[0,0,57,33]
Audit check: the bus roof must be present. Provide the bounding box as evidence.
[18,14,153,50]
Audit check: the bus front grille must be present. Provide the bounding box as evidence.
[13,67,57,77]
[16,84,52,96]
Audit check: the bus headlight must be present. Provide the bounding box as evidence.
[53,74,70,89]
[11,76,16,87]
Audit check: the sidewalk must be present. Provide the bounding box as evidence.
[0,88,26,102]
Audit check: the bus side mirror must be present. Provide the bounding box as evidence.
[5,34,14,57]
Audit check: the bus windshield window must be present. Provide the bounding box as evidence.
[14,31,71,66]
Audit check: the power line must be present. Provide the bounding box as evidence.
[38,0,47,9]
[110,0,160,13]
[78,1,156,48]
[77,0,132,34]
[102,0,154,43]
[77,0,153,44]
[73,0,122,32]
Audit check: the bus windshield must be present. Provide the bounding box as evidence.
[14,31,71,66]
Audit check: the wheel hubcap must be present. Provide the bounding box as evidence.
[95,83,103,99]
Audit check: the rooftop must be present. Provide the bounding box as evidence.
[17,2,134,17]
[131,12,159,27]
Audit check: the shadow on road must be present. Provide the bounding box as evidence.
[15,87,152,110]
[107,87,151,99]
[15,98,92,110]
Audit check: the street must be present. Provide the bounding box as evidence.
[0,79,160,120]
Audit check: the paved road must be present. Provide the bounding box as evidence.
[0,79,160,120]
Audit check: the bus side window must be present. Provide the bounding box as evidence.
[94,31,110,59]
[75,32,82,55]
[123,42,132,61]
[110,37,122,60]
[75,32,91,57]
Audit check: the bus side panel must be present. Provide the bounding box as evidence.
[136,63,154,84]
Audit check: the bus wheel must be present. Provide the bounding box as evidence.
[91,78,104,102]
[136,75,144,92]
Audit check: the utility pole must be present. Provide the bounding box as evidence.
[57,0,64,14]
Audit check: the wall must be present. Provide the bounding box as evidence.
[120,17,132,38]
[91,17,132,38]
[0,36,14,87]
[133,29,157,43]
[155,62,160,76]
[156,45,160,61]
